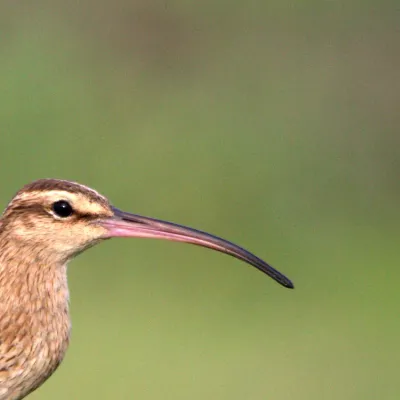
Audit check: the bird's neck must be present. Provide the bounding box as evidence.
[0,234,70,319]
[0,233,71,399]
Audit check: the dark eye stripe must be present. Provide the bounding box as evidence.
[9,203,102,221]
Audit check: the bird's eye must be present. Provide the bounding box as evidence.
[52,200,73,218]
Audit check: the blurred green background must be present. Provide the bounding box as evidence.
[1,1,399,399]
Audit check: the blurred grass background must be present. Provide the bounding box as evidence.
[1,1,400,399]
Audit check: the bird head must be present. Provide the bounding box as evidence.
[1,180,113,263]
[0,179,293,288]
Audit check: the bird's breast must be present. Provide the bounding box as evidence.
[0,262,71,399]
[0,304,71,400]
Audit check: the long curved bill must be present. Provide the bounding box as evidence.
[98,207,294,289]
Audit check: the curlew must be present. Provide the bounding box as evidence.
[0,179,293,399]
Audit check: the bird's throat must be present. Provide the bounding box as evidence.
[0,236,70,314]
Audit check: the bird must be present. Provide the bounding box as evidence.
[0,179,293,399]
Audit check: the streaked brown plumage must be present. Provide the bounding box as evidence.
[0,179,293,399]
